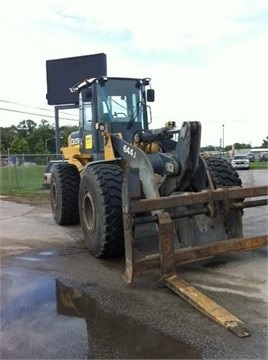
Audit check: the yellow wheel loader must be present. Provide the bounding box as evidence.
[50,76,267,337]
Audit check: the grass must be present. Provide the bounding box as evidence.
[249,161,268,170]
[0,161,267,198]
[0,165,50,198]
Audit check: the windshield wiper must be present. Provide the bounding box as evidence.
[126,101,142,130]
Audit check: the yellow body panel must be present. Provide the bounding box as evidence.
[61,146,91,172]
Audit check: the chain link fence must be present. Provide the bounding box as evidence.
[0,153,63,194]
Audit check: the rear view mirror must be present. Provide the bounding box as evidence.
[147,89,155,102]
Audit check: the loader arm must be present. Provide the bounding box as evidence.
[110,121,202,198]
[160,121,201,195]
[110,134,160,200]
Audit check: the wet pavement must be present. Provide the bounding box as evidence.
[1,267,199,359]
[0,170,267,359]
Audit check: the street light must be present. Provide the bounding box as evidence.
[45,137,55,152]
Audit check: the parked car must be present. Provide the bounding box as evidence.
[231,155,250,170]
[22,161,37,166]
[43,160,67,188]
[259,152,268,162]
[246,152,255,162]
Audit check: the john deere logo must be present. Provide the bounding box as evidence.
[71,137,80,146]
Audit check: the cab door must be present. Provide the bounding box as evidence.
[79,88,104,158]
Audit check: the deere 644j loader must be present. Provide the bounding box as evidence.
[50,76,267,337]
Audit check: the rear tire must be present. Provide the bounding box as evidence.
[79,163,124,258]
[50,163,80,225]
[206,158,242,187]
[180,157,243,245]
[205,157,243,239]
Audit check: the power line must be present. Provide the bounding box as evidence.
[0,107,78,122]
[0,100,261,127]
[153,116,259,124]
[0,99,77,117]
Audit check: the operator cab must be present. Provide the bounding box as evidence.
[73,77,154,158]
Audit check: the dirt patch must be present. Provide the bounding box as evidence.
[1,195,51,206]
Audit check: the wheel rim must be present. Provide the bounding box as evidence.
[83,191,96,234]
[51,181,58,210]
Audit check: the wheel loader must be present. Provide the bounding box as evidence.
[50,76,268,337]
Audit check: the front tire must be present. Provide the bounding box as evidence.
[50,163,80,225]
[79,163,124,258]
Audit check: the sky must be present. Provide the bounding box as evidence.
[0,0,267,147]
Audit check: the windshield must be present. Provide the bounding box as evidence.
[96,78,145,127]
[233,156,248,160]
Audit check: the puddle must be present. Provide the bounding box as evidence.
[39,251,54,256]
[17,251,54,262]
[56,280,200,359]
[1,270,200,359]
[17,256,44,262]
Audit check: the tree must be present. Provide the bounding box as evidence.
[261,136,268,148]
[0,126,18,153]
[17,120,37,138]
[60,125,79,146]
[33,139,47,154]
[225,142,251,150]
[27,121,55,153]
[39,119,50,127]
[200,145,218,152]
[10,138,29,154]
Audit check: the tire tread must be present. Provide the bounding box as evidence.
[51,163,80,225]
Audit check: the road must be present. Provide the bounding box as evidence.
[0,170,267,359]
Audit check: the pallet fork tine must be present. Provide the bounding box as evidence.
[157,211,251,338]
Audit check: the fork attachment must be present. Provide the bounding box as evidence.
[122,165,268,337]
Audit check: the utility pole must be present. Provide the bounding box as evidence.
[222,124,225,158]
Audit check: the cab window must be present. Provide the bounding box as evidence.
[83,102,92,131]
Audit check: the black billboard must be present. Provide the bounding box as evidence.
[46,53,107,105]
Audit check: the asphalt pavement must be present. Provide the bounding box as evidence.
[0,169,267,359]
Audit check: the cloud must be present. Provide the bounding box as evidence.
[4,0,265,51]
[35,0,267,52]
[0,0,267,146]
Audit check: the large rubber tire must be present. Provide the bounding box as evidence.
[206,157,242,187]
[79,163,124,258]
[50,163,80,225]
[205,157,243,239]
[179,157,243,244]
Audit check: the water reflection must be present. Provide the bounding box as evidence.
[56,279,200,359]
